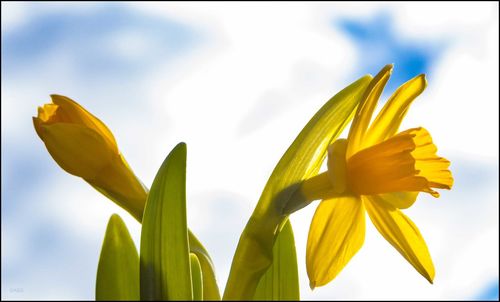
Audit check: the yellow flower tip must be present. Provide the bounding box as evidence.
[419,73,428,89]
[309,281,316,290]
[421,265,435,284]
[50,93,76,107]
[379,64,394,79]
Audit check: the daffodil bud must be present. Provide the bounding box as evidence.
[33,95,147,221]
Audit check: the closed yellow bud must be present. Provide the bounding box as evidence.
[33,95,147,221]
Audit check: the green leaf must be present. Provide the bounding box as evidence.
[188,230,221,300]
[140,142,192,300]
[253,220,299,300]
[224,74,373,299]
[96,214,140,301]
[190,253,203,301]
[257,74,373,217]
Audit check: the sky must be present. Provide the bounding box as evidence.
[1,2,499,300]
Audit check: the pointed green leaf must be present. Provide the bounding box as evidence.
[190,253,203,301]
[258,74,373,216]
[253,220,299,300]
[224,75,373,299]
[188,230,221,300]
[140,143,192,300]
[96,214,139,301]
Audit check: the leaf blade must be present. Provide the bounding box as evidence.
[140,142,192,300]
[188,230,221,300]
[190,253,203,301]
[253,220,299,300]
[96,214,139,301]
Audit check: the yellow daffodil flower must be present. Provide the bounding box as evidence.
[300,64,453,288]
[33,95,147,221]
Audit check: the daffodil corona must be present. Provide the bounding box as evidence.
[33,95,147,221]
[300,65,453,289]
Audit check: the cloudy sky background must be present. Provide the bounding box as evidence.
[2,2,498,300]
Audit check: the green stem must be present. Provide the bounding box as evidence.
[223,203,285,300]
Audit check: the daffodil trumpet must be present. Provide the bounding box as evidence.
[285,64,453,289]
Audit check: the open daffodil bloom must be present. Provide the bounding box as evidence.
[299,64,453,288]
[33,95,147,221]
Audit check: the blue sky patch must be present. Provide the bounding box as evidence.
[2,4,201,79]
[336,12,446,95]
[476,280,499,300]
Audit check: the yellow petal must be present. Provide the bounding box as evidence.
[377,192,419,209]
[50,94,118,152]
[306,196,365,288]
[346,64,393,158]
[38,122,114,179]
[364,74,427,147]
[363,196,435,283]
